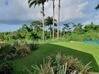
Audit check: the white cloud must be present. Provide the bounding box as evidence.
[78,1,88,8]
[0,0,97,24]
[60,0,89,21]
[0,0,41,24]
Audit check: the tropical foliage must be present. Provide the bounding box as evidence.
[27,53,91,74]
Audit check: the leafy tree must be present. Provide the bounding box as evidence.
[62,23,70,36]
[30,20,42,39]
[31,20,42,32]
[73,23,84,34]
[84,23,95,32]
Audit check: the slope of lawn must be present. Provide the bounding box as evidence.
[52,41,99,66]
[12,41,99,73]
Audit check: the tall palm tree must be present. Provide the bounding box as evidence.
[45,17,53,38]
[52,0,55,39]
[95,4,99,10]
[28,0,48,40]
[57,0,61,39]
[45,16,56,38]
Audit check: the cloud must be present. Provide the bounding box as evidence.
[0,0,98,25]
[0,0,41,24]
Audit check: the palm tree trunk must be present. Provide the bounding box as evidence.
[42,3,45,41]
[57,0,60,39]
[50,31,51,38]
[49,25,52,38]
[53,0,55,39]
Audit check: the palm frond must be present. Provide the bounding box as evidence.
[95,4,99,10]
[29,1,35,7]
[28,0,49,8]
[28,0,32,3]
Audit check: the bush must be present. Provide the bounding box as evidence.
[0,43,17,60]
[16,44,31,57]
[14,40,38,57]
[0,40,39,60]
[0,62,13,74]
[28,43,39,51]
[30,53,91,74]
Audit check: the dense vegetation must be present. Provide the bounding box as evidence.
[0,17,99,73]
[0,41,39,74]
[0,0,99,74]
[0,22,99,74]
[27,53,91,74]
[0,21,99,42]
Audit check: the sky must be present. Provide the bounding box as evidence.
[0,0,99,32]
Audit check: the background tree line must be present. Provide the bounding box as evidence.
[0,17,99,42]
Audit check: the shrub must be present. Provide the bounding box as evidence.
[0,62,13,74]
[0,43,17,60]
[14,40,38,57]
[30,53,91,74]
[16,44,31,57]
[0,40,39,59]
[28,43,39,51]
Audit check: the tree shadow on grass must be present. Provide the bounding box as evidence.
[36,44,99,72]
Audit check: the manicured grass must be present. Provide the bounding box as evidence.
[11,41,99,73]
[53,41,99,66]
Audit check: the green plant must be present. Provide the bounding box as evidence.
[29,53,91,74]
[16,44,31,57]
[0,43,17,60]
[28,43,39,51]
[14,40,38,57]
[0,62,13,74]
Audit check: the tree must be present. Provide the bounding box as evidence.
[31,20,42,32]
[62,23,75,37]
[22,24,32,32]
[45,16,56,38]
[57,0,61,39]
[73,23,84,34]
[52,0,55,39]
[95,4,99,10]
[62,23,70,36]
[31,20,42,39]
[28,0,48,40]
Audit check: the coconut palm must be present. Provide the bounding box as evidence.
[45,17,53,38]
[95,4,99,10]
[52,0,55,39]
[45,16,57,38]
[57,0,61,39]
[28,0,48,40]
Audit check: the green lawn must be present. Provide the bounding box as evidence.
[12,41,99,73]
[53,41,99,66]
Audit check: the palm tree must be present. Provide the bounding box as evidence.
[95,4,99,10]
[28,0,48,40]
[62,23,70,34]
[31,20,42,32]
[52,0,55,39]
[45,16,56,38]
[57,0,61,39]
[45,17,53,38]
